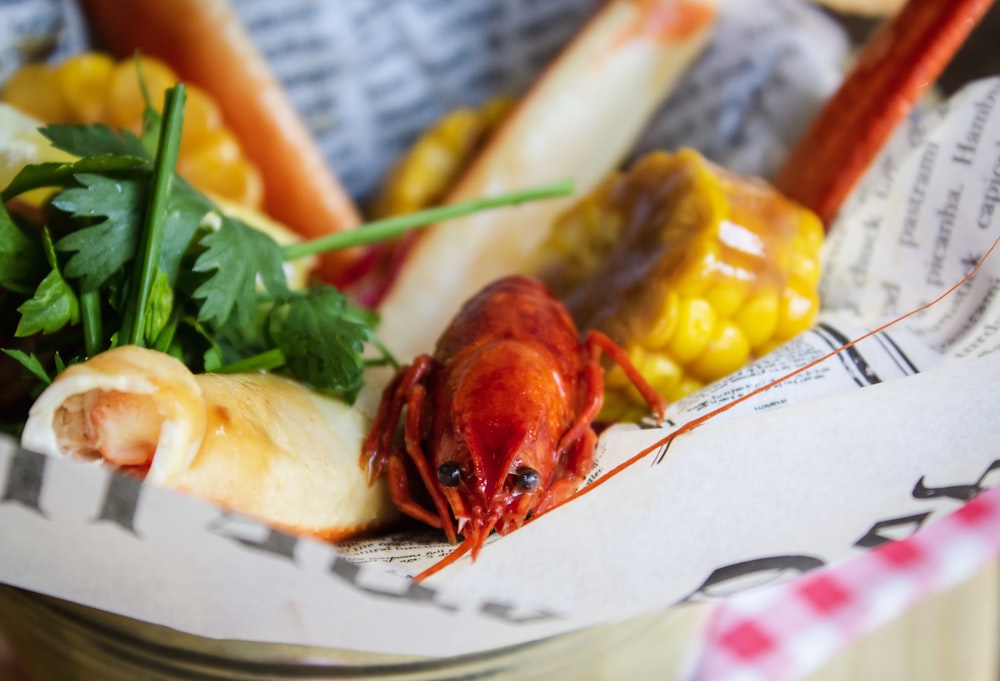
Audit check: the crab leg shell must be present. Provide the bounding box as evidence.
[773,0,996,226]
[375,0,719,361]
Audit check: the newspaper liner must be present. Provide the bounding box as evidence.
[1,0,999,661]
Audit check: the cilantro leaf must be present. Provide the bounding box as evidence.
[41,123,150,160]
[0,202,44,294]
[16,268,79,335]
[191,215,288,328]
[53,173,146,291]
[1,155,148,202]
[16,229,79,337]
[267,286,373,401]
[1,349,52,385]
[160,181,212,282]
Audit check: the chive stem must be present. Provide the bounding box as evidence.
[124,84,185,347]
[215,348,286,374]
[80,290,102,357]
[281,179,574,261]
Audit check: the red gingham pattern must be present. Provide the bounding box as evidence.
[687,483,1000,681]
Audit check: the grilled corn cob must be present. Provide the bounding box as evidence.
[372,97,512,218]
[1,52,263,209]
[533,148,824,419]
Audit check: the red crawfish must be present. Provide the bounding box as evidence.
[361,275,666,578]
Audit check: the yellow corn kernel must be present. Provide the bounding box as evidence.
[528,172,623,289]
[599,392,639,423]
[377,111,477,216]
[642,290,679,349]
[603,363,631,389]
[704,273,751,319]
[479,96,513,129]
[641,352,683,394]
[689,320,751,383]
[105,56,179,132]
[672,239,721,298]
[2,52,264,211]
[2,63,70,122]
[774,277,820,342]
[55,53,114,124]
[667,297,716,364]
[180,127,242,167]
[793,211,825,256]
[178,130,263,208]
[605,352,683,422]
[175,89,260,206]
[790,250,822,288]
[626,345,647,375]
[734,290,780,350]
[666,376,704,404]
[180,84,225,149]
[535,148,824,419]
[373,97,513,218]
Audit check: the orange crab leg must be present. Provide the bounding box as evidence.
[773,0,995,226]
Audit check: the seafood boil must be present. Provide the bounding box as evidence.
[1,0,721,547]
[1,0,996,589]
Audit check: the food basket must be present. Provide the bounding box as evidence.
[0,584,707,680]
[1,0,999,679]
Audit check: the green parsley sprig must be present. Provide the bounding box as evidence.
[0,85,573,408]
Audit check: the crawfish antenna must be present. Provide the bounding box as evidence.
[414,533,477,582]
[413,516,498,582]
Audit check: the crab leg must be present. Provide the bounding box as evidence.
[375,0,720,362]
[773,0,995,226]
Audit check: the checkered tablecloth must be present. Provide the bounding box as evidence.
[687,483,1000,681]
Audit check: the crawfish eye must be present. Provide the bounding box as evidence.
[437,461,462,487]
[513,467,541,491]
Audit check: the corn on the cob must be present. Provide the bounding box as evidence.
[1,52,263,209]
[371,97,512,218]
[533,148,824,419]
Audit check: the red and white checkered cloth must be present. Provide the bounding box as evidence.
[687,483,1000,681]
